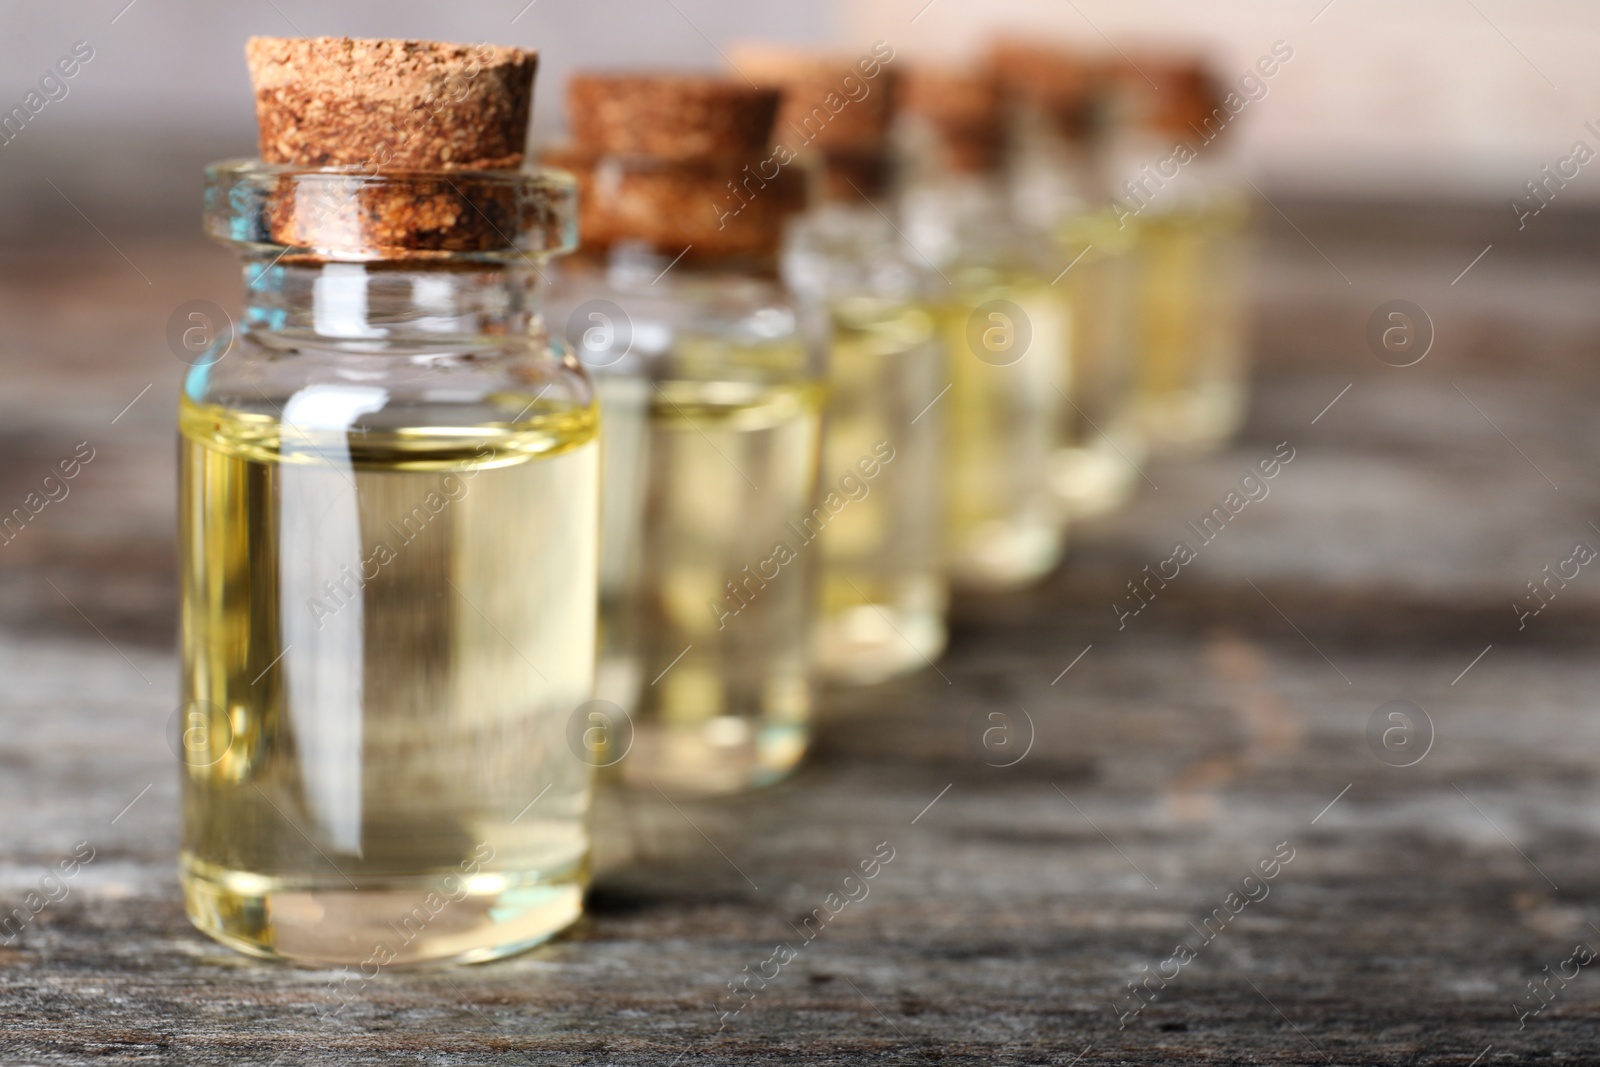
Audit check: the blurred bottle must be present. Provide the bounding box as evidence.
[734,45,948,686]
[898,67,1070,591]
[1103,54,1253,454]
[545,75,825,794]
[990,40,1146,521]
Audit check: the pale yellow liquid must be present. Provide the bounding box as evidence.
[1133,199,1251,453]
[602,375,823,794]
[1050,215,1146,520]
[178,394,598,966]
[593,374,652,711]
[935,273,1070,589]
[816,297,947,685]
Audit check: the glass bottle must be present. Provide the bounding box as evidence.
[992,40,1146,520]
[546,75,825,793]
[1105,55,1253,454]
[898,69,1070,590]
[783,198,946,684]
[180,164,596,965]
[736,47,948,685]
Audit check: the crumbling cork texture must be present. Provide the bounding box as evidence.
[246,36,537,170]
[243,37,542,257]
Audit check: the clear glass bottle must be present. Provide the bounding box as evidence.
[995,46,1147,521]
[1048,210,1145,517]
[547,102,824,793]
[783,199,946,684]
[1105,56,1253,454]
[733,48,949,685]
[180,164,596,966]
[899,70,1070,590]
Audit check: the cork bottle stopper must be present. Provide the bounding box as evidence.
[566,74,779,161]
[728,45,899,153]
[247,37,538,169]
[987,38,1098,140]
[900,67,1003,173]
[727,45,901,201]
[241,37,544,257]
[1105,52,1223,141]
[551,73,804,263]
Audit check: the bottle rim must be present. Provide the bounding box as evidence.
[203,159,579,262]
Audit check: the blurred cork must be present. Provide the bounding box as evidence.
[566,74,779,161]
[1104,51,1224,141]
[900,66,1003,173]
[987,38,1099,139]
[729,45,899,152]
[552,73,803,261]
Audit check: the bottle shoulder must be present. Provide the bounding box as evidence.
[182,330,597,466]
[545,263,814,385]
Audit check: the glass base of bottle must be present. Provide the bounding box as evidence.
[1139,380,1247,455]
[948,515,1066,591]
[817,603,948,686]
[619,720,808,795]
[181,853,586,967]
[1050,442,1142,521]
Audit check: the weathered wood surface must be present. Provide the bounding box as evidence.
[3,203,1600,1064]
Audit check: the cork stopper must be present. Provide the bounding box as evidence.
[729,45,899,153]
[812,150,894,202]
[900,67,1003,173]
[241,37,545,258]
[566,74,779,161]
[987,38,1098,140]
[1104,51,1224,141]
[552,73,804,263]
[246,37,537,169]
[727,45,901,202]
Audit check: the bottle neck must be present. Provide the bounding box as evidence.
[783,203,921,304]
[1105,125,1240,214]
[243,259,543,345]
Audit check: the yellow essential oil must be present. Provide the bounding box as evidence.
[593,372,653,711]
[178,394,598,965]
[1131,203,1248,452]
[559,274,824,794]
[814,296,947,683]
[610,370,824,793]
[1049,212,1146,519]
[935,269,1071,589]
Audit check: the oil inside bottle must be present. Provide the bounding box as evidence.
[1049,214,1146,520]
[1133,200,1250,453]
[178,393,598,966]
[935,270,1071,589]
[596,366,823,794]
[815,296,947,684]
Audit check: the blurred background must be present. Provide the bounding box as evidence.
[3,0,1600,231]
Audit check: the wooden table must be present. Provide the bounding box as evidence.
[2,199,1598,1064]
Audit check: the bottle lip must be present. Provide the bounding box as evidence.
[204,159,578,263]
